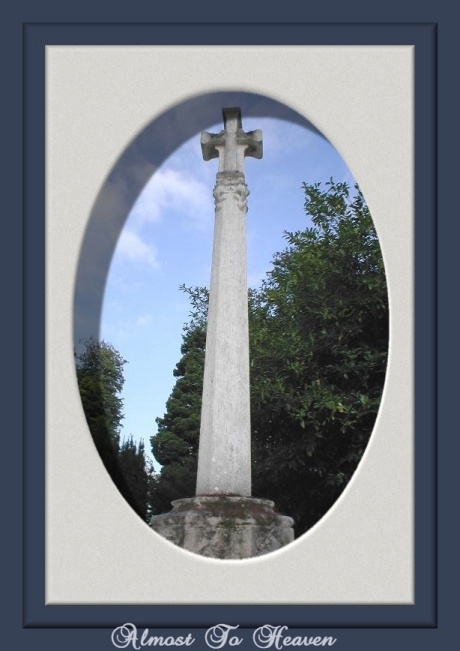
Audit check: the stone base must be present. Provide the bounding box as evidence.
[150,496,294,559]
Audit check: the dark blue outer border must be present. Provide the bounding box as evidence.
[24,19,435,627]
[6,2,456,648]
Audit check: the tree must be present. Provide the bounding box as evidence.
[118,436,150,521]
[76,338,127,478]
[150,180,388,537]
[150,308,206,515]
[76,337,126,445]
[76,337,152,522]
[249,180,388,534]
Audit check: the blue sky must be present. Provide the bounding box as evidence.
[97,113,354,470]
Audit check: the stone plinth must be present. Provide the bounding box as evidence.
[150,496,294,559]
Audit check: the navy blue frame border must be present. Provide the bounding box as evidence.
[9,7,455,649]
[25,20,435,627]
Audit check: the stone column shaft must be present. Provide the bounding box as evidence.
[196,171,251,496]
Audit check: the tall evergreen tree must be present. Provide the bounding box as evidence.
[76,338,127,482]
[76,338,152,522]
[118,436,150,521]
[150,315,206,515]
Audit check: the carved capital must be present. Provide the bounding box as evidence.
[213,172,249,212]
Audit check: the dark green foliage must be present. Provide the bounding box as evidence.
[118,436,150,521]
[76,337,126,446]
[150,180,388,537]
[150,319,206,514]
[249,180,388,535]
[76,338,152,523]
[76,338,127,487]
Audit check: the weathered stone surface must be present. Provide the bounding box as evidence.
[150,109,295,559]
[195,171,252,497]
[196,108,263,497]
[201,106,262,173]
[150,496,294,559]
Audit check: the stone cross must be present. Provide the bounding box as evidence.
[196,108,263,497]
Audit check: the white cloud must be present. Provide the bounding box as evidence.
[110,166,214,272]
[114,229,158,268]
[136,314,153,327]
[129,167,213,231]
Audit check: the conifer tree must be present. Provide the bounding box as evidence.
[118,436,150,521]
[150,322,206,514]
[76,338,152,522]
